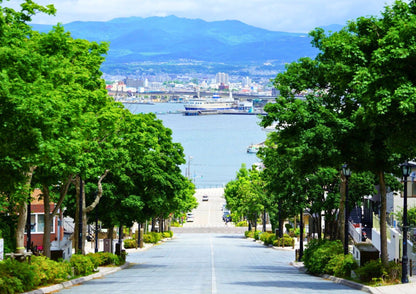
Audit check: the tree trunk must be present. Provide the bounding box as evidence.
[299,209,304,261]
[74,171,108,255]
[107,225,114,253]
[278,202,284,238]
[42,186,52,258]
[294,215,297,232]
[159,217,164,233]
[73,175,81,254]
[16,203,28,254]
[151,218,156,232]
[42,178,71,258]
[15,166,36,253]
[378,170,388,266]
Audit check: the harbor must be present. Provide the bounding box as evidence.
[123,102,266,188]
[183,109,267,116]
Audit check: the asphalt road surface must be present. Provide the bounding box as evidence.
[56,188,363,293]
[57,233,363,294]
[183,188,227,227]
[172,188,246,234]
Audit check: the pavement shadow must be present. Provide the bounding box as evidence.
[229,279,356,290]
[214,235,245,239]
[125,263,168,270]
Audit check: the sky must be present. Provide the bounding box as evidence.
[5,0,401,33]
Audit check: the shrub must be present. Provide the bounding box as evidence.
[245,231,254,238]
[260,232,276,245]
[302,239,343,275]
[143,234,152,243]
[355,259,386,283]
[143,232,163,244]
[324,253,357,278]
[0,275,24,294]
[123,238,137,249]
[385,260,401,282]
[31,256,72,286]
[0,258,35,292]
[253,231,260,240]
[70,254,95,276]
[171,221,182,227]
[86,253,101,269]
[236,220,248,227]
[273,234,294,247]
[162,232,171,238]
[87,252,123,266]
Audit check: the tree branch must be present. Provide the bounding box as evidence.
[85,169,109,213]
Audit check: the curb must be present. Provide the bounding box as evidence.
[321,274,373,293]
[24,262,130,294]
[289,262,377,293]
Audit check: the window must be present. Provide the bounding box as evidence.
[25,214,54,234]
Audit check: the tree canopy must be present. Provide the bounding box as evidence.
[258,0,416,264]
[0,0,196,255]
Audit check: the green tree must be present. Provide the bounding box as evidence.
[224,165,265,230]
[94,111,196,234]
[0,0,58,253]
[262,0,416,265]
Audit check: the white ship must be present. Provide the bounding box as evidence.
[184,92,235,112]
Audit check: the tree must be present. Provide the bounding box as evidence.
[93,111,196,235]
[0,0,58,253]
[224,165,265,230]
[262,0,416,265]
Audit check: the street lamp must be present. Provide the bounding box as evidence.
[400,160,411,284]
[342,164,351,255]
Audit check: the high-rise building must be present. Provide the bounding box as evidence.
[125,78,144,88]
[242,76,251,87]
[216,72,229,85]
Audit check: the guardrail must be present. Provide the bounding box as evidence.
[348,221,362,244]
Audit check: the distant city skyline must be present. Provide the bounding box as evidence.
[6,0,400,33]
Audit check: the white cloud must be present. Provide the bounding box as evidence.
[6,0,399,32]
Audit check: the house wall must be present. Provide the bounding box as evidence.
[24,193,64,249]
[372,226,403,261]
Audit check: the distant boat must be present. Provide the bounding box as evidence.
[247,142,264,153]
[184,92,235,111]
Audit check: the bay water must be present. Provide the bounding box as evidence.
[124,102,267,188]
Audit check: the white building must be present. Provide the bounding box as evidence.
[216,72,229,85]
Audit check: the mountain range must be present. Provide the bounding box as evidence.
[31,16,336,75]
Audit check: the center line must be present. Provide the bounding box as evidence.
[210,238,217,294]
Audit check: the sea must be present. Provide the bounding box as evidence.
[124,102,267,188]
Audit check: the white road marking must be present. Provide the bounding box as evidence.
[210,238,217,294]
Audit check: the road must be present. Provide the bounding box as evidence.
[57,233,363,294]
[56,189,363,293]
[173,188,246,234]
[183,188,226,227]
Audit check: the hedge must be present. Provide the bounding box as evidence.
[0,252,125,294]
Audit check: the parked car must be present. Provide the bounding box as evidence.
[202,195,209,201]
[223,210,231,222]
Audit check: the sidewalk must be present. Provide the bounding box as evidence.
[290,261,416,294]
[253,237,416,294]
